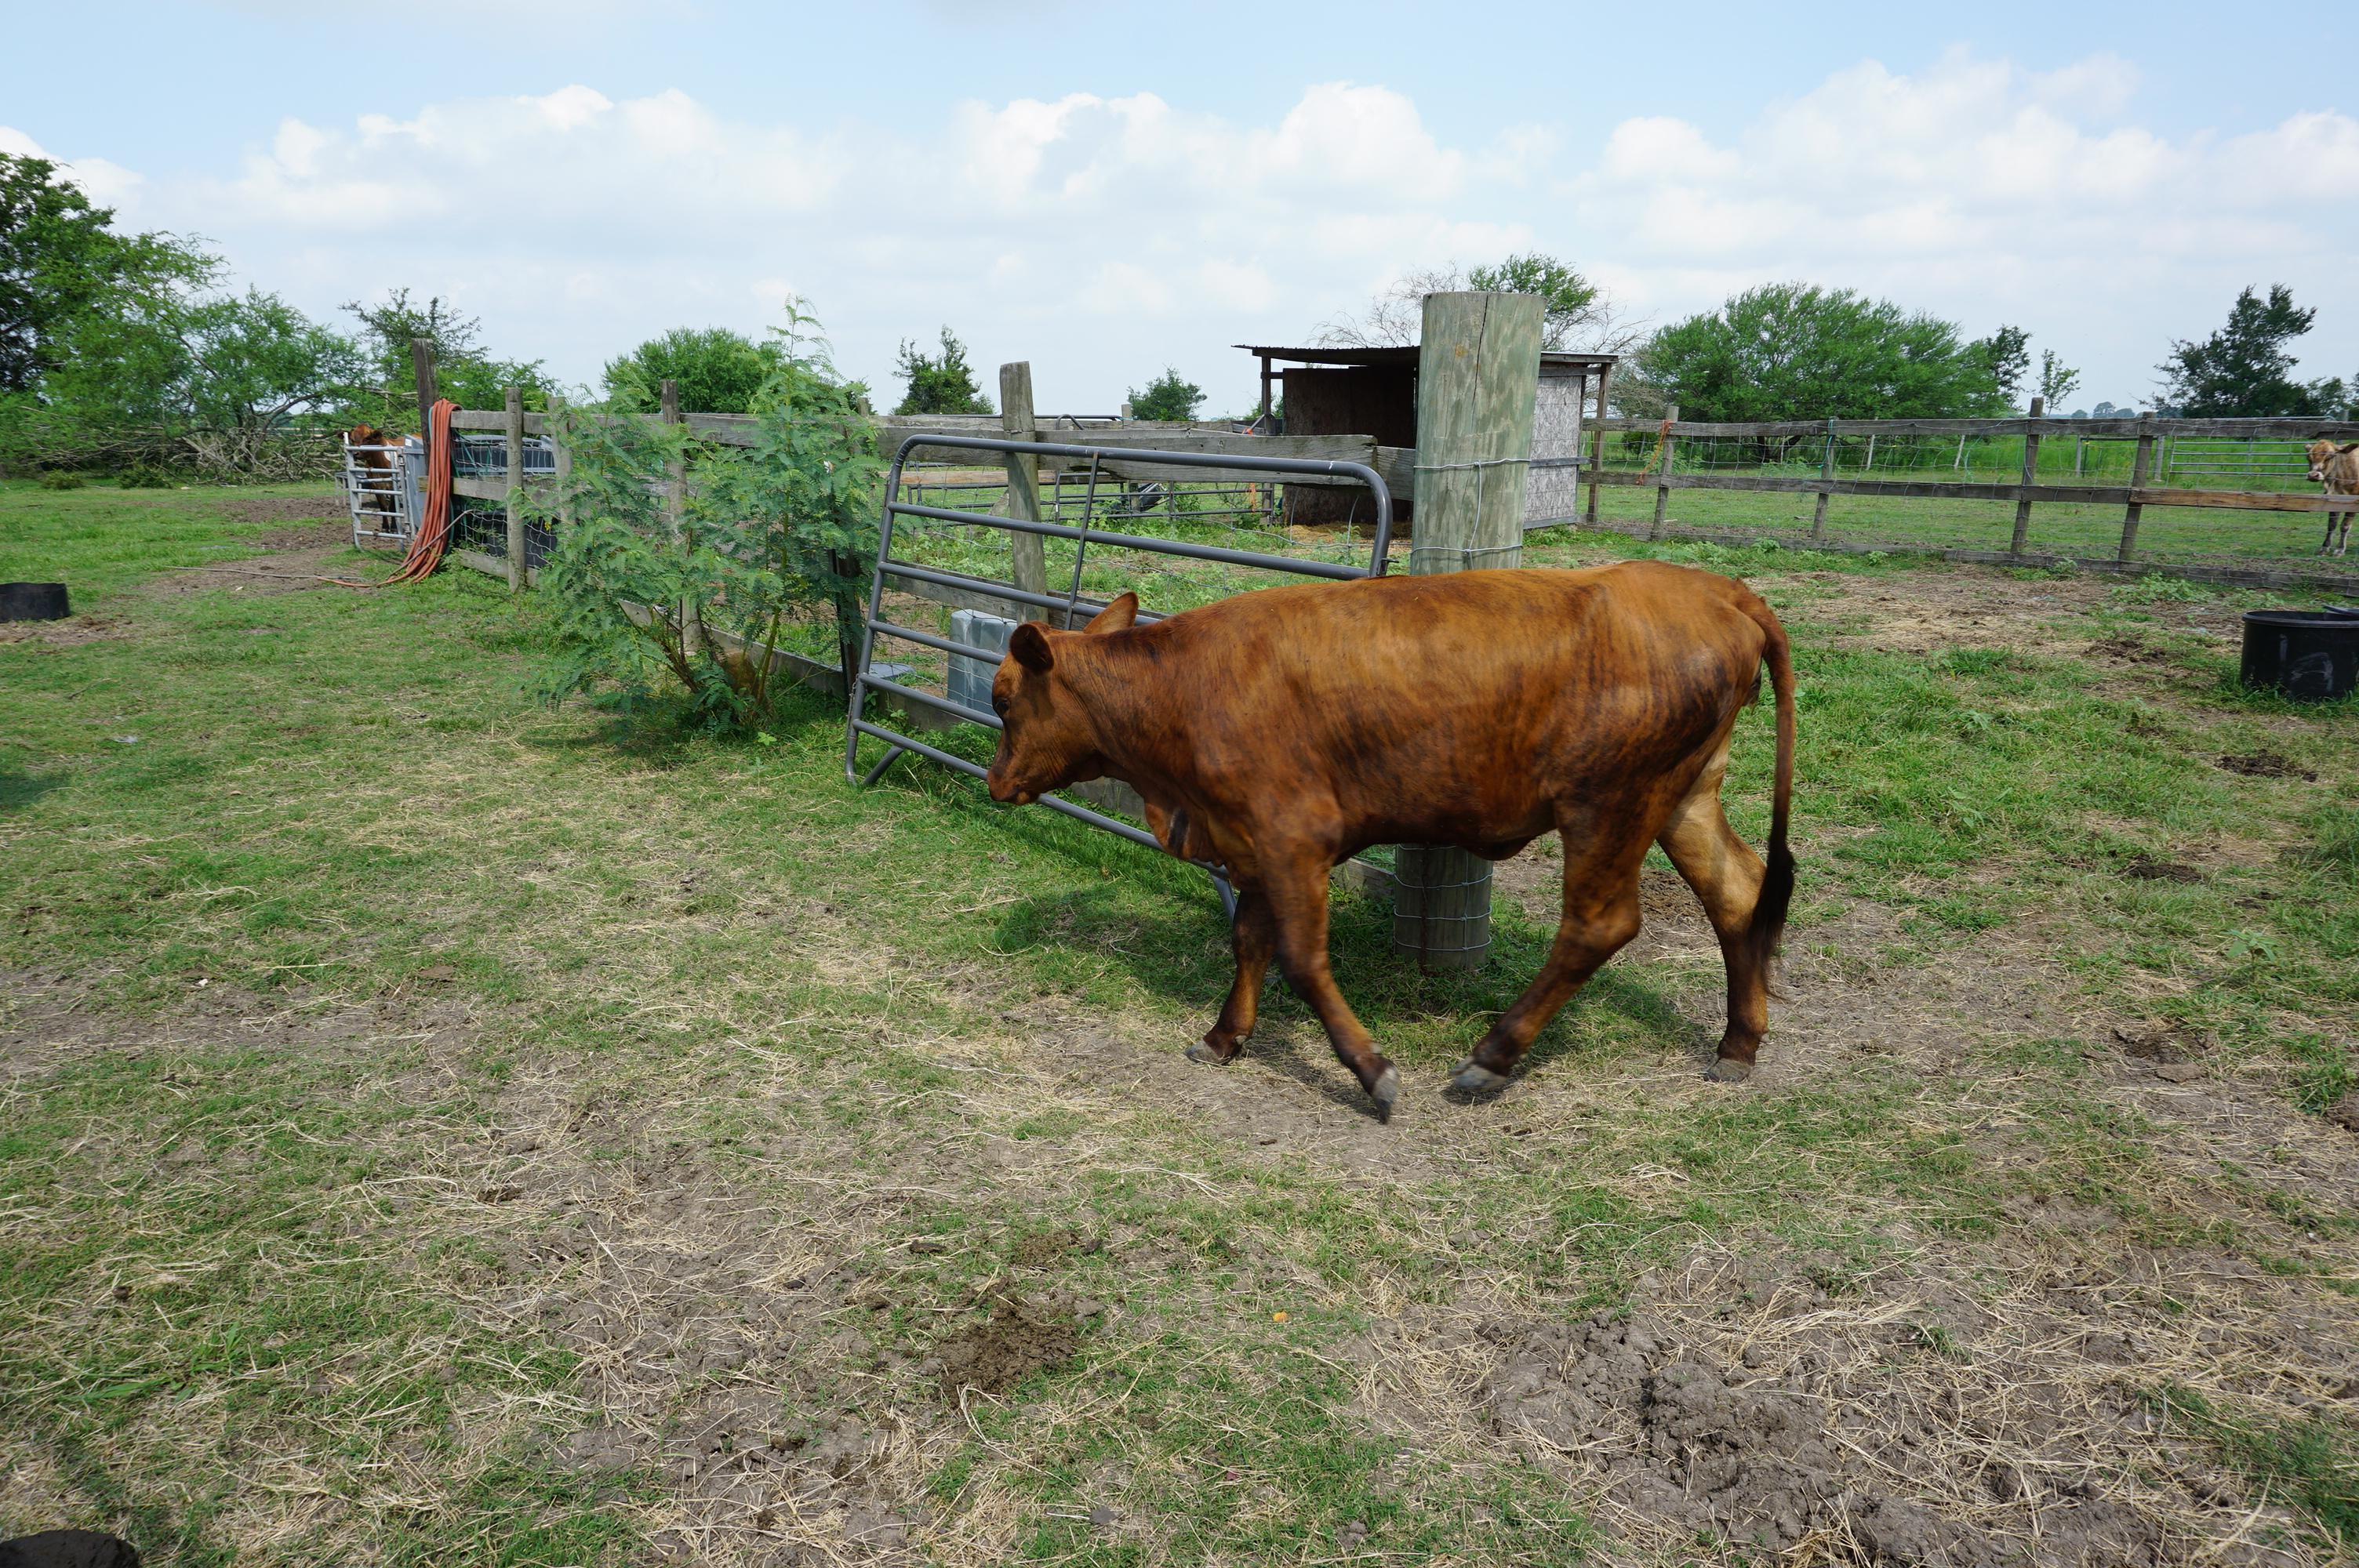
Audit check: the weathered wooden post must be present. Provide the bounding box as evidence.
[1390,291,1544,972]
[503,386,525,591]
[1648,404,1679,540]
[999,362,1049,622]
[2010,396,2045,557]
[2119,412,2155,563]
[1810,416,1836,542]
[660,378,703,656]
[548,392,572,532]
[410,337,436,434]
[1583,362,1614,526]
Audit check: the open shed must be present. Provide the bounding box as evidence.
[1237,343,1618,529]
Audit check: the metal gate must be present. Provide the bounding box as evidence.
[339,435,423,548]
[842,433,1394,907]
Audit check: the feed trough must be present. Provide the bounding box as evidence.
[1,583,70,622]
[2239,609,2359,701]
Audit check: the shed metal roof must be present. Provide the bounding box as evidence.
[1237,343,1618,373]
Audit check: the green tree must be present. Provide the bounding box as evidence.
[603,325,783,415]
[43,287,365,430]
[892,327,993,416]
[1318,252,1634,354]
[1465,254,1601,351]
[2157,285,2346,417]
[1968,325,2030,406]
[1127,366,1204,422]
[1,152,214,396]
[1636,282,2008,421]
[2035,349,2081,413]
[529,302,881,725]
[343,289,554,428]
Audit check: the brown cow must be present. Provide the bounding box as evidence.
[983,561,1796,1116]
[2306,438,2359,557]
[343,423,402,520]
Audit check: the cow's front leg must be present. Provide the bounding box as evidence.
[2338,514,2351,557]
[1188,886,1273,1065]
[2324,513,2340,555]
[1261,855,1399,1118]
[1451,819,1649,1097]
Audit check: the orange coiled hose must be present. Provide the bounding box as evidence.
[387,397,457,583]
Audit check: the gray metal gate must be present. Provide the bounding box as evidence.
[842,433,1394,908]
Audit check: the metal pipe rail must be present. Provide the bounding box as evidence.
[844,432,1395,913]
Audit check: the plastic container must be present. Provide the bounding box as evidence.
[2240,610,2359,701]
[0,583,70,622]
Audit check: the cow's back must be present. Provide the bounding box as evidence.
[1136,562,1770,840]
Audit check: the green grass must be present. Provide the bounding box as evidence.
[4,478,2357,1563]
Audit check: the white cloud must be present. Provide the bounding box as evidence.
[9,50,2354,414]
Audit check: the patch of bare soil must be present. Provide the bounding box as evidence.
[1764,565,2248,673]
[925,1296,1079,1397]
[2217,750,2318,782]
[147,541,354,598]
[209,495,345,527]
[0,615,134,648]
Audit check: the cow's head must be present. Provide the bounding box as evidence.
[2310,438,2359,483]
[984,592,1140,805]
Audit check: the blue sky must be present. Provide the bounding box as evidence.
[6,1,2354,412]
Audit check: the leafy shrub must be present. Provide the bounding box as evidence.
[528,303,883,728]
[36,469,84,490]
[116,463,171,488]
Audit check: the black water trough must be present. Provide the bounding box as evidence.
[0,583,70,622]
[2241,609,2359,701]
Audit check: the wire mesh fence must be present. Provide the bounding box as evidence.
[1579,416,2359,583]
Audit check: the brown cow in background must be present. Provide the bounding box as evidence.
[2306,438,2359,557]
[984,561,1796,1117]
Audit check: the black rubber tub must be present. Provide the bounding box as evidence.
[0,583,70,622]
[2241,610,2359,701]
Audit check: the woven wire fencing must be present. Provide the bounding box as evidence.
[1581,418,2359,583]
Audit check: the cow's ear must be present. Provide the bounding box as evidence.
[1083,592,1139,634]
[2341,441,2359,454]
[1010,622,1054,673]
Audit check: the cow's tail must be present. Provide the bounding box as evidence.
[1743,602,1797,986]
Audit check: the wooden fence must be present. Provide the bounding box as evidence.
[1571,407,2359,587]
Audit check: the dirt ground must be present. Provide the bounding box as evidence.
[5,548,2355,1566]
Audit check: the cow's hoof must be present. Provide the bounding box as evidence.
[1703,1057,1754,1084]
[1449,1061,1509,1097]
[1370,1065,1400,1121]
[1186,1039,1234,1065]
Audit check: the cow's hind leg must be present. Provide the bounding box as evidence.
[1657,756,1772,1083]
[1260,853,1399,1116]
[1448,819,1648,1096]
[1188,886,1274,1065]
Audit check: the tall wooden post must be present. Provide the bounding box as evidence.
[1810,417,1836,541]
[2119,412,2155,563]
[548,393,571,532]
[1648,404,1679,540]
[410,337,436,434]
[1390,290,1543,973]
[1583,362,1614,525]
[999,361,1049,622]
[503,386,525,591]
[2009,396,2045,557]
[660,378,703,656]
[1259,354,1274,429]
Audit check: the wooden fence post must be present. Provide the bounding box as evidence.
[410,338,436,434]
[1648,404,1678,540]
[999,362,1049,622]
[548,393,571,532]
[1584,362,1614,525]
[2009,396,2045,557]
[503,386,525,591]
[660,378,704,656]
[2119,412,2155,563]
[1390,290,1543,973]
[1810,417,1835,541]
